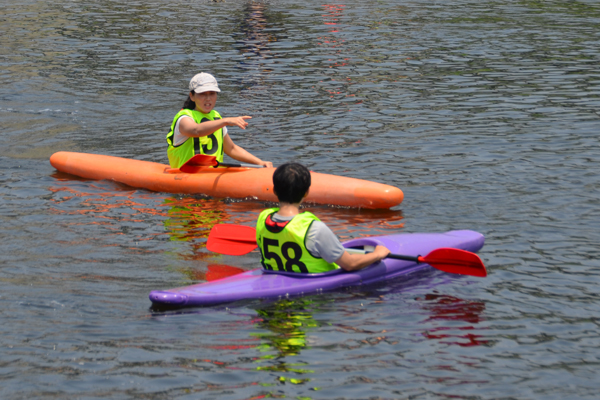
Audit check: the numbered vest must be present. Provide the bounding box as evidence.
[166,108,224,169]
[256,208,339,273]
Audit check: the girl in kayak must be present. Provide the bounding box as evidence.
[166,72,273,169]
[256,163,390,273]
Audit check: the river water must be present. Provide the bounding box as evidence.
[1,0,599,398]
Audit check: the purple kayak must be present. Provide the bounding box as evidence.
[149,230,485,308]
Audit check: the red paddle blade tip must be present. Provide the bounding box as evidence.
[421,248,487,277]
[206,240,257,256]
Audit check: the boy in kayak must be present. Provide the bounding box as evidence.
[166,72,273,169]
[256,163,390,273]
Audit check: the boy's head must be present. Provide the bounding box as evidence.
[273,163,311,204]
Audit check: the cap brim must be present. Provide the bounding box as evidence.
[194,86,221,93]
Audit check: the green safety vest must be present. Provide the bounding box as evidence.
[256,208,339,273]
[166,109,225,169]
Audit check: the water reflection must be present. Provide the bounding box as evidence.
[417,293,490,347]
[238,1,275,62]
[162,197,232,243]
[235,1,278,97]
[47,177,259,283]
[319,4,348,70]
[49,174,260,241]
[178,264,245,282]
[247,286,488,392]
[317,3,360,110]
[302,204,404,240]
[252,298,322,386]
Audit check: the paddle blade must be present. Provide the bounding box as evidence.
[179,154,217,172]
[420,248,487,277]
[206,224,258,256]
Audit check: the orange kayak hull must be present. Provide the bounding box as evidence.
[49,151,403,209]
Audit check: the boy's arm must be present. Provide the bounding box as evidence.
[308,222,390,272]
[335,246,390,272]
[179,116,251,138]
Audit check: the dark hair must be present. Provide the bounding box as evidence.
[273,162,311,204]
[182,92,195,110]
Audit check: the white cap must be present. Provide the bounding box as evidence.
[189,72,221,93]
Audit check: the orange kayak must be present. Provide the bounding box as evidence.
[49,151,403,209]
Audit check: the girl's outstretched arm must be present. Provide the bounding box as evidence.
[179,116,252,138]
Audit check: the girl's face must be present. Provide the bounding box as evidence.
[191,91,218,113]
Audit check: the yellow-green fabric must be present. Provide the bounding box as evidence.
[166,109,224,169]
[256,208,339,273]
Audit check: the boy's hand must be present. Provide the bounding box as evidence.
[258,161,274,168]
[373,245,391,261]
[224,116,252,129]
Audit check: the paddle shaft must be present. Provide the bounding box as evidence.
[386,253,420,262]
[216,160,265,169]
[346,248,418,262]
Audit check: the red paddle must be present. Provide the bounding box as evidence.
[206,224,487,277]
[206,224,258,256]
[350,247,487,277]
[178,154,216,173]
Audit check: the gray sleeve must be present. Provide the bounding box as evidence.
[305,221,345,264]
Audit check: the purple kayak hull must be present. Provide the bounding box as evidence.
[149,230,484,308]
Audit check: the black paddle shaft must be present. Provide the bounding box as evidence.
[350,248,421,263]
[216,161,264,169]
[386,253,420,262]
